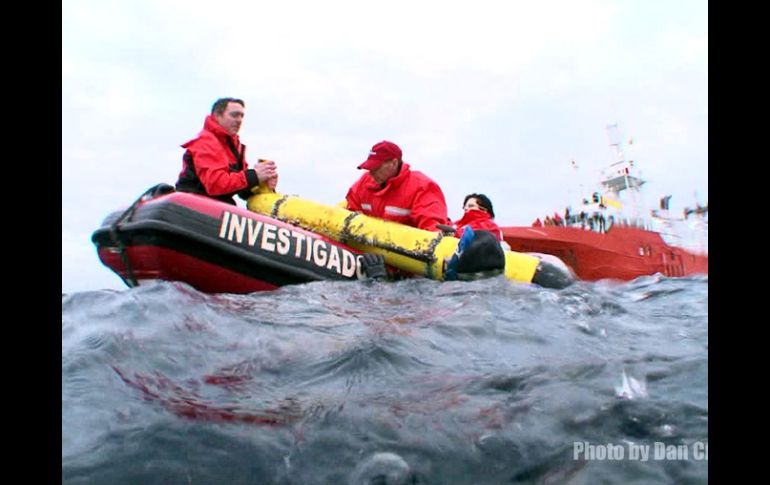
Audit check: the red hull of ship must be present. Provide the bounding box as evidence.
[501,225,708,281]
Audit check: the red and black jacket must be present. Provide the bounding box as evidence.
[175,115,260,204]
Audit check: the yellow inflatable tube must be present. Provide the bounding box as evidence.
[248,192,541,284]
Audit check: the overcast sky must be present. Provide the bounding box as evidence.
[62,0,708,293]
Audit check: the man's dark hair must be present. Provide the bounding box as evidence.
[211,97,245,115]
[463,193,495,218]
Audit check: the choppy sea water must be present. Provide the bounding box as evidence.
[62,275,708,485]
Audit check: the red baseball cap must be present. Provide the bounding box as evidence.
[358,140,402,170]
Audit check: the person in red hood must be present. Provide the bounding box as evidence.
[175,97,277,205]
[454,193,503,241]
[345,140,450,231]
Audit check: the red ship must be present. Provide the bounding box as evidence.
[500,125,708,281]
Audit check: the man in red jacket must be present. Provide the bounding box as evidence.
[345,140,450,231]
[175,98,277,205]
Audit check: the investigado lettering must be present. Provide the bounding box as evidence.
[218,211,365,279]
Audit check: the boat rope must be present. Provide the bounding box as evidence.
[109,183,174,288]
[340,209,441,264]
[424,233,444,279]
[340,211,359,244]
[270,194,290,219]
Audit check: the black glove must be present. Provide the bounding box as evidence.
[361,253,387,280]
[237,187,255,200]
[436,223,456,236]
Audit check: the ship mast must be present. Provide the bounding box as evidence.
[602,123,646,227]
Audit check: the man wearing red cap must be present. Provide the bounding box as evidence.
[175,97,278,205]
[345,140,451,231]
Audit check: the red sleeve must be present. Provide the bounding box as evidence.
[410,182,449,231]
[345,177,365,212]
[345,188,361,211]
[190,143,249,197]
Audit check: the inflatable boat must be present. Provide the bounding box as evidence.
[91,184,368,293]
[92,184,573,293]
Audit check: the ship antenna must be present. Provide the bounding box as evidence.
[568,158,581,217]
[603,123,645,227]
